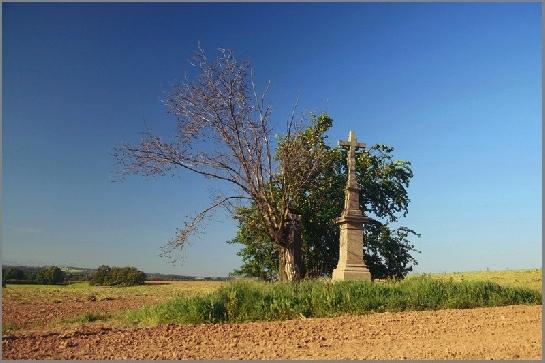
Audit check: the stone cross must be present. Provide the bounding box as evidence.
[332,130,372,281]
[338,131,366,213]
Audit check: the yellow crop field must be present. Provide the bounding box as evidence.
[3,280,224,305]
[415,268,542,292]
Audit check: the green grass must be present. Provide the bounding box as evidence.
[69,311,110,323]
[123,276,541,326]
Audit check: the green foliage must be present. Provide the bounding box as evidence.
[89,265,146,287]
[2,266,67,285]
[364,225,420,280]
[124,278,541,325]
[36,266,66,284]
[228,207,279,281]
[229,113,420,280]
[89,265,112,286]
[4,267,26,280]
[71,311,109,323]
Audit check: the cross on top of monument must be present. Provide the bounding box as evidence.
[339,130,365,150]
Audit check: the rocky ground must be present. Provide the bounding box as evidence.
[3,305,541,360]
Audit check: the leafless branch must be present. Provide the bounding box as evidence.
[160,195,249,263]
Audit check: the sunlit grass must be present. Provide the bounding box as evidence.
[123,277,541,326]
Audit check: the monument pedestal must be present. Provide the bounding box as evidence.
[332,266,371,281]
[332,213,372,281]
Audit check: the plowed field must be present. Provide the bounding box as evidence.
[2,281,223,331]
[3,305,541,360]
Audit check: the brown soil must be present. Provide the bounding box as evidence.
[3,305,541,360]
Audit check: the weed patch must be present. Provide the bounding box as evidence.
[70,311,110,323]
[2,321,18,335]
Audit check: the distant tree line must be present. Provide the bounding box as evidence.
[2,265,147,287]
[1,265,228,288]
[2,266,68,285]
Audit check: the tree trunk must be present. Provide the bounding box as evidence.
[278,213,303,282]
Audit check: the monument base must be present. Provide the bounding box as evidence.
[332,264,372,281]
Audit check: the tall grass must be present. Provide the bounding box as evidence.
[124,276,541,326]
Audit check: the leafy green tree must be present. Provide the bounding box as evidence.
[37,266,66,284]
[228,206,279,281]
[229,115,420,280]
[88,265,111,286]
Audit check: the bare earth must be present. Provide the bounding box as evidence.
[3,305,541,360]
[2,297,160,331]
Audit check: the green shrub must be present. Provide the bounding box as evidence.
[36,266,66,284]
[124,277,541,326]
[89,265,146,286]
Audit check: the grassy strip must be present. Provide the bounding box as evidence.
[123,276,541,326]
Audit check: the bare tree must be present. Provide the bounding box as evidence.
[114,47,328,281]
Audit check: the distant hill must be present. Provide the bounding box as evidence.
[145,272,229,281]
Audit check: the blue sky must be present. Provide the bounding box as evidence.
[2,3,541,276]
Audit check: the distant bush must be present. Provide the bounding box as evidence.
[125,277,542,325]
[89,265,146,287]
[64,272,91,282]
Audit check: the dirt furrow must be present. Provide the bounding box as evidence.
[3,305,542,360]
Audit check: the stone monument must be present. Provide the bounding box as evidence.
[332,131,372,281]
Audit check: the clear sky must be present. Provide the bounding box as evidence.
[2,3,542,276]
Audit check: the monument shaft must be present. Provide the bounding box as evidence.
[332,131,372,281]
